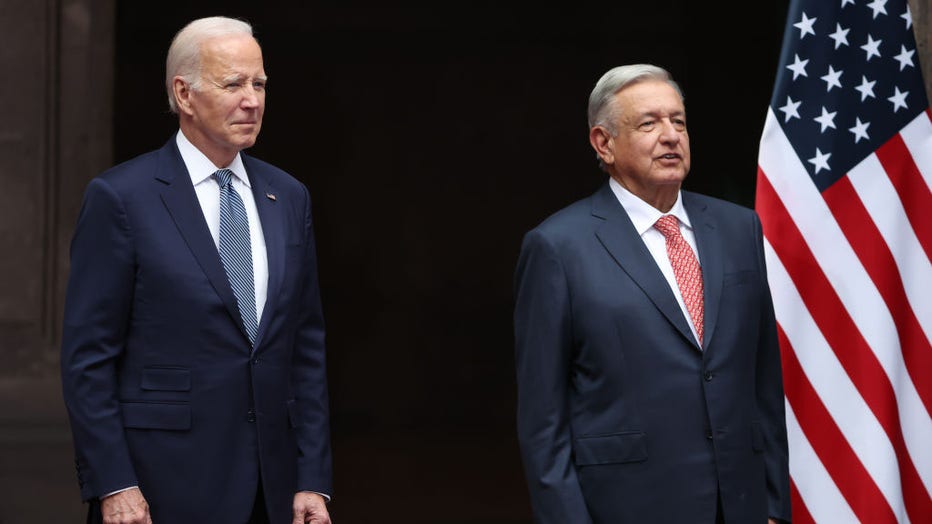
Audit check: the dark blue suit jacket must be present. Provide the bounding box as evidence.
[61,135,332,523]
[514,182,791,523]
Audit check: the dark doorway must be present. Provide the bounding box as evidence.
[114,2,789,521]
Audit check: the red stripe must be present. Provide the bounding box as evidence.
[874,132,932,262]
[822,176,932,419]
[789,478,816,524]
[756,171,932,520]
[779,325,896,523]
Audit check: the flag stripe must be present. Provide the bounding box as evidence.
[760,195,906,519]
[789,479,815,524]
[778,323,897,523]
[822,175,932,422]
[900,111,932,190]
[850,137,932,351]
[784,397,861,522]
[875,132,932,262]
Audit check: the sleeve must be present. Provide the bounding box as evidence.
[290,183,334,497]
[60,178,139,501]
[751,211,793,522]
[513,229,593,524]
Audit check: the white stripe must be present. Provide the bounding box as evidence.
[899,111,932,193]
[784,401,859,523]
[849,153,932,348]
[765,106,932,497]
[763,237,907,518]
[847,155,932,497]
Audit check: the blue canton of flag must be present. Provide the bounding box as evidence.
[771,0,927,190]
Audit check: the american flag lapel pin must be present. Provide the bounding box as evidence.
[266,193,276,201]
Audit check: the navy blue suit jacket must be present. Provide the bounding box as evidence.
[514,182,791,523]
[61,136,332,523]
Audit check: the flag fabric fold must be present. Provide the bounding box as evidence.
[755,0,932,522]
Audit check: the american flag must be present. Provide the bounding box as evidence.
[755,0,932,522]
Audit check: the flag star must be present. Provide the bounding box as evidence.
[828,23,850,49]
[861,35,882,61]
[894,45,915,70]
[779,96,802,122]
[821,66,843,92]
[849,117,871,143]
[901,5,913,29]
[855,76,877,101]
[867,0,888,18]
[888,87,909,112]
[814,107,838,133]
[794,12,817,39]
[786,54,810,80]
[841,0,855,6]
[808,148,832,174]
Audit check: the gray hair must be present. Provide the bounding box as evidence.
[586,64,684,136]
[165,16,255,114]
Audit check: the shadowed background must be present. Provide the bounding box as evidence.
[3,1,930,522]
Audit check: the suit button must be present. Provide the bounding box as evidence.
[706,431,714,440]
[704,371,713,381]
[247,409,256,423]
[252,357,260,365]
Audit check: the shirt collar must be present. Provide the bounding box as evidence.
[608,177,692,235]
[175,130,250,188]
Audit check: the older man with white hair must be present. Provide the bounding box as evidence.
[61,16,333,524]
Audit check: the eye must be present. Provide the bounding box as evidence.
[672,118,686,130]
[252,81,266,92]
[639,120,656,131]
[225,81,243,91]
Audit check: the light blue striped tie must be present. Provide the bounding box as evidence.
[214,169,258,345]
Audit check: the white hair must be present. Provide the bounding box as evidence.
[165,16,255,114]
[587,64,684,136]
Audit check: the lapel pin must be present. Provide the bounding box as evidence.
[266,193,276,201]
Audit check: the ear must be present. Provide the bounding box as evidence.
[589,126,614,166]
[173,76,195,115]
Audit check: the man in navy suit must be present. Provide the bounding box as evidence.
[60,16,332,523]
[513,64,791,523]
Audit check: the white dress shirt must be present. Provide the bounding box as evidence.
[176,130,268,324]
[609,177,702,344]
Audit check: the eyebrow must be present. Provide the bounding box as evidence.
[220,74,269,84]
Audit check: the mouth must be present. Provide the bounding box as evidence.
[657,153,680,160]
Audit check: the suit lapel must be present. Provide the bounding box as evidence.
[243,155,283,351]
[591,183,697,346]
[155,139,245,338]
[682,192,723,351]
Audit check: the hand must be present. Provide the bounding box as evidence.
[100,487,152,524]
[292,491,331,524]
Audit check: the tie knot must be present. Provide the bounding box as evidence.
[214,169,234,189]
[654,215,681,238]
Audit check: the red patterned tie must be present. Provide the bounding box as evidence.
[654,215,704,344]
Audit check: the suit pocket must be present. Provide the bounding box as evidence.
[121,401,191,430]
[141,367,191,391]
[573,431,648,466]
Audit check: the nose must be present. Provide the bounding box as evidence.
[241,86,262,109]
[659,120,680,144]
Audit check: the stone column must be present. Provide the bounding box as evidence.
[0,0,113,380]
